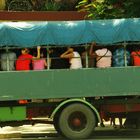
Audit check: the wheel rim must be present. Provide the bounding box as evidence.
[68,111,87,131]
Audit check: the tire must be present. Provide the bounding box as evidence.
[54,115,63,135]
[58,103,96,139]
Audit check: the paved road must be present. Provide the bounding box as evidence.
[1,123,140,140]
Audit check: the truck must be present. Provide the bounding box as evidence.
[0,16,140,139]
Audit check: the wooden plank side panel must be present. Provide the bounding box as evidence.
[0,11,87,21]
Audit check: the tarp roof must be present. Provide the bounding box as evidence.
[0,18,140,47]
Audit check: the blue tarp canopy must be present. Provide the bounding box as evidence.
[0,18,140,47]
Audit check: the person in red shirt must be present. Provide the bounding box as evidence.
[16,46,41,71]
[131,47,140,66]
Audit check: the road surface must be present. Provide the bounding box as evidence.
[0,122,140,140]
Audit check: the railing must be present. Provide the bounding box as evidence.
[0,42,139,71]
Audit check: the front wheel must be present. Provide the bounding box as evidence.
[58,103,96,139]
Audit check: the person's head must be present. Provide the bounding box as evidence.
[48,49,53,54]
[95,46,104,50]
[40,52,44,58]
[21,48,29,54]
[67,47,74,52]
[134,46,140,51]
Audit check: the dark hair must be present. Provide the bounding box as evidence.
[22,48,30,53]
[134,46,140,51]
[25,48,30,53]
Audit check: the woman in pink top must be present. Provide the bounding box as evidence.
[32,52,47,70]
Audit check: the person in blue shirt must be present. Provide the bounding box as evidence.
[113,47,131,67]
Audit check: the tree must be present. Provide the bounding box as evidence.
[0,0,6,10]
[124,0,140,18]
[76,0,140,19]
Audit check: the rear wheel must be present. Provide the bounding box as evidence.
[58,103,96,139]
[54,115,63,135]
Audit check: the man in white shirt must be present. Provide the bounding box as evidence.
[89,42,112,68]
[60,47,82,69]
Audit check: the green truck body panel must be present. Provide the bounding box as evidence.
[0,67,139,101]
[0,106,26,121]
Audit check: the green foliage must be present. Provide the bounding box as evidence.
[124,0,140,18]
[76,0,140,19]
[8,0,33,11]
[6,0,80,11]
[43,0,61,11]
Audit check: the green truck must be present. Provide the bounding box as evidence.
[0,18,140,139]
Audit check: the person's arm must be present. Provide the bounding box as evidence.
[44,59,47,67]
[60,48,74,59]
[89,42,97,57]
[33,46,41,59]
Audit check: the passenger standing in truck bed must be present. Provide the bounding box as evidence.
[32,51,47,70]
[131,47,140,66]
[1,51,17,71]
[16,46,40,71]
[89,42,112,68]
[60,47,82,69]
[113,47,130,67]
